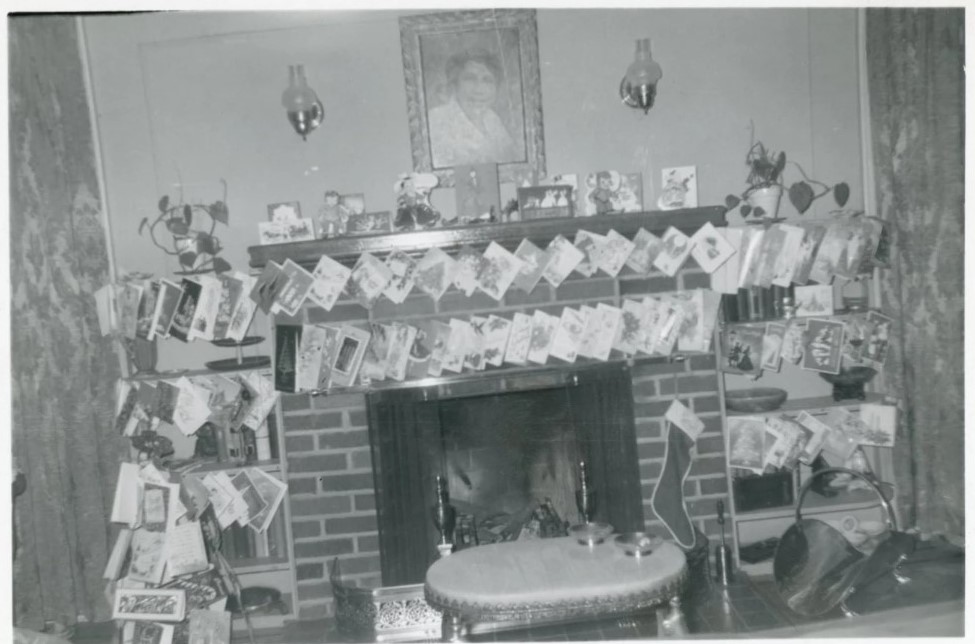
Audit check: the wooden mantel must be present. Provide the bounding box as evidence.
[248,206,727,270]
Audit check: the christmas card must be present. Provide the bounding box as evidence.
[761,322,786,372]
[690,222,736,274]
[736,228,766,289]
[653,226,693,277]
[549,307,587,363]
[625,227,665,275]
[573,230,605,277]
[452,245,483,297]
[795,410,833,464]
[801,318,845,374]
[794,284,834,317]
[862,311,893,368]
[386,322,418,381]
[295,324,331,392]
[753,225,787,289]
[792,222,829,285]
[727,416,766,474]
[414,247,455,301]
[542,235,585,287]
[347,253,392,309]
[442,319,472,374]
[503,312,533,366]
[771,224,805,287]
[407,319,452,378]
[383,251,418,304]
[273,324,302,392]
[273,259,315,317]
[598,229,635,277]
[710,227,744,295]
[527,310,558,364]
[477,242,524,301]
[152,279,185,340]
[224,272,258,342]
[307,255,351,312]
[249,261,288,315]
[588,303,622,362]
[613,298,646,356]
[359,323,393,383]
[720,326,764,376]
[512,239,551,293]
[482,315,512,367]
[463,316,488,371]
[328,326,370,388]
[135,280,160,341]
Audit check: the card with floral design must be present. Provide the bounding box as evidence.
[383,250,418,304]
[414,248,455,301]
[653,226,693,277]
[346,253,392,309]
[442,319,472,374]
[464,316,488,371]
[512,240,551,293]
[587,303,622,362]
[801,318,845,374]
[761,322,786,372]
[549,307,587,363]
[862,310,893,368]
[597,229,636,277]
[690,222,736,274]
[386,322,418,381]
[482,315,512,367]
[307,255,351,312]
[477,242,524,301]
[527,310,559,364]
[504,312,533,366]
[542,235,585,287]
[573,230,606,277]
[612,298,647,356]
[452,245,483,297]
[625,228,664,275]
[407,319,452,379]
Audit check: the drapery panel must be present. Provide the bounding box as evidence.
[10,16,127,627]
[865,8,964,540]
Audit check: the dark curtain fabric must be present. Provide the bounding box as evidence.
[10,16,128,628]
[366,388,442,586]
[866,9,964,540]
[569,365,644,533]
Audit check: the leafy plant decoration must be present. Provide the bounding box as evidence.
[139,179,232,275]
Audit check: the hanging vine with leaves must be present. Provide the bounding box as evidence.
[139,179,232,275]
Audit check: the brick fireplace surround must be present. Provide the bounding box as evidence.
[253,209,731,620]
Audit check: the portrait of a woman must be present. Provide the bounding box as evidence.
[425,46,524,168]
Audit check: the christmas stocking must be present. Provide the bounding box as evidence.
[650,400,704,550]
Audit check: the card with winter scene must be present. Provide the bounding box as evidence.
[657,166,698,210]
[779,320,806,364]
[543,235,585,287]
[481,315,512,367]
[328,325,370,388]
[726,416,767,474]
[858,403,897,447]
[791,222,829,285]
[862,310,893,368]
[720,325,764,375]
[597,229,636,277]
[582,170,643,216]
[135,280,160,341]
[771,224,805,287]
[625,227,664,275]
[512,239,551,293]
[386,322,418,381]
[347,253,393,309]
[504,312,533,366]
[690,221,736,274]
[801,318,845,374]
[190,275,224,341]
[273,259,315,317]
[653,226,693,277]
[613,298,647,356]
[794,284,833,317]
[307,254,351,311]
[753,225,787,289]
[413,247,455,301]
[549,307,587,363]
[442,319,472,374]
[464,316,488,371]
[383,250,418,304]
[477,242,524,301]
[587,303,623,362]
[761,322,786,371]
[452,245,483,297]
[573,230,605,277]
[527,310,559,364]
[359,323,393,383]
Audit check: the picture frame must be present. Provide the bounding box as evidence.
[267,201,301,222]
[346,211,393,236]
[517,185,574,220]
[113,588,187,622]
[399,9,545,186]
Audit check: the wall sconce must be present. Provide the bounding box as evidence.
[619,38,663,114]
[281,64,324,141]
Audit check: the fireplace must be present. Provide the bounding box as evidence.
[366,364,644,586]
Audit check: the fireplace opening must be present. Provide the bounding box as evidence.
[367,363,644,586]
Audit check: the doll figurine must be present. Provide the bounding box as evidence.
[393,172,440,231]
[318,190,349,238]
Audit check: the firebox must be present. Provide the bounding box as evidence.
[366,362,644,586]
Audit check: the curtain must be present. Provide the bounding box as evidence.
[865,9,964,540]
[10,16,128,628]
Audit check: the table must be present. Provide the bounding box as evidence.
[424,536,688,641]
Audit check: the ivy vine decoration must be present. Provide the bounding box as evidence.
[139,180,232,275]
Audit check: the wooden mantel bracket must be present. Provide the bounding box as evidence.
[248,206,728,270]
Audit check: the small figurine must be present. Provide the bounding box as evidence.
[317,190,349,238]
[393,172,440,232]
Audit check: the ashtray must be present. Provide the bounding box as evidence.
[724,387,788,413]
[613,532,662,558]
[568,522,613,546]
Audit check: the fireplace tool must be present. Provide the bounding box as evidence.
[714,500,733,585]
[575,461,596,524]
[431,475,456,558]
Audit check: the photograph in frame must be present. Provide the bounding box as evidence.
[399,9,545,186]
[113,588,187,623]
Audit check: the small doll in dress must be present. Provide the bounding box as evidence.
[318,190,349,238]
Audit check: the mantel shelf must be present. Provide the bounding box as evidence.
[248,206,727,270]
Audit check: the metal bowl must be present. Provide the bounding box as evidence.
[568,522,614,546]
[613,531,663,558]
[724,387,788,413]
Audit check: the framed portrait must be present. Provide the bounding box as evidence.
[267,201,301,222]
[399,9,545,186]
